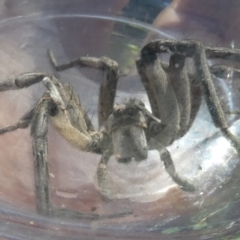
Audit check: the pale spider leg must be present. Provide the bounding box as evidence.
[136,54,181,147]
[96,148,114,198]
[43,76,93,136]
[62,83,95,132]
[0,73,99,151]
[149,139,195,192]
[0,73,131,218]
[142,39,240,154]
[32,96,130,219]
[42,77,100,152]
[48,50,119,127]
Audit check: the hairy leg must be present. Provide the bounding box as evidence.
[96,148,114,198]
[141,39,240,154]
[136,53,180,146]
[149,139,195,192]
[48,51,119,127]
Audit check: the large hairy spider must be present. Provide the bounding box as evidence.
[1,39,240,219]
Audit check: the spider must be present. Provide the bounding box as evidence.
[0,39,240,219]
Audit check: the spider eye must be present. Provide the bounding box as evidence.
[127,107,137,116]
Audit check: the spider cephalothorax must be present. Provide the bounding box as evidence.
[105,98,163,163]
[1,39,240,219]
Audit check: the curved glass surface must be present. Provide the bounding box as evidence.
[0,1,240,239]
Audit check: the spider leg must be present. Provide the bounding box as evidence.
[48,50,119,127]
[0,106,35,135]
[96,148,114,198]
[141,39,240,154]
[167,53,191,137]
[0,90,52,215]
[42,76,103,152]
[0,72,102,152]
[193,43,240,154]
[149,139,195,192]
[161,60,240,80]
[31,96,129,218]
[205,46,240,61]
[0,73,50,91]
[0,93,82,215]
[0,73,52,137]
[136,54,181,146]
[30,97,52,215]
[137,52,193,141]
[205,46,240,79]
[210,65,240,79]
[0,73,132,218]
